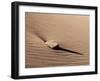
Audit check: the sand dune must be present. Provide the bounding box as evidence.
[25,12,89,68]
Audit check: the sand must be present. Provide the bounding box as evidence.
[25,12,89,68]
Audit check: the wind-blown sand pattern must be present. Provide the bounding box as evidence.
[25,12,89,68]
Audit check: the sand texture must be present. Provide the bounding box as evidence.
[25,12,89,68]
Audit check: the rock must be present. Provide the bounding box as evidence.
[45,40,59,49]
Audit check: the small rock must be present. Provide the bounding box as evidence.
[45,40,59,49]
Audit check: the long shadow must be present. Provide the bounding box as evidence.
[53,46,82,55]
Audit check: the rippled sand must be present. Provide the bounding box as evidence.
[25,12,89,68]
